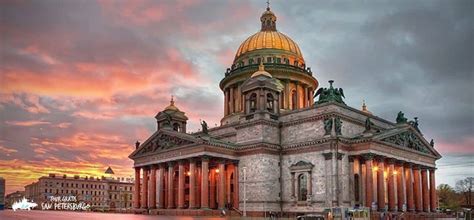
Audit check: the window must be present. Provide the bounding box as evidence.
[294,61,299,66]
[249,93,257,113]
[173,123,180,132]
[276,58,281,63]
[267,57,272,63]
[266,93,274,112]
[284,58,289,64]
[298,174,308,201]
[249,59,254,65]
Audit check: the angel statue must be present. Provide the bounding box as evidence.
[314,80,346,105]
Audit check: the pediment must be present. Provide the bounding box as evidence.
[374,127,440,158]
[129,130,198,159]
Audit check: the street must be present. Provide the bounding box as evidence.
[0,210,225,220]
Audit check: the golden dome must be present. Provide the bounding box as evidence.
[235,31,304,61]
[233,6,305,65]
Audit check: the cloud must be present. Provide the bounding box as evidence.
[5,120,51,127]
[0,0,472,194]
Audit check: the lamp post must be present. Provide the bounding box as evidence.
[243,166,247,217]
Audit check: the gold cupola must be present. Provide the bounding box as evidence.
[233,6,305,67]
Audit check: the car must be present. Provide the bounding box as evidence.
[296,214,326,220]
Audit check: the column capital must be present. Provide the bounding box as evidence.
[412,164,421,170]
[167,161,175,167]
[231,160,239,166]
[178,159,186,165]
[395,160,406,166]
[337,152,344,160]
[361,153,376,160]
[428,167,437,171]
[322,152,333,160]
[188,157,197,163]
[386,158,396,164]
[201,155,210,161]
[374,155,386,162]
[404,162,414,168]
[348,155,356,162]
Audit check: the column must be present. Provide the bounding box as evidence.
[150,166,157,209]
[230,87,234,114]
[291,172,296,200]
[196,164,201,209]
[134,167,141,208]
[284,80,290,109]
[210,169,216,208]
[226,164,233,204]
[387,159,396,211]
[141,167,149,209]
[421,168,430,212]
[233,162,239,209]
[363,154,374,209]
[413,166,422,212]
[307,171,312,200]
[224,89,229,116]
[177,160,185,208]
[397,162,406,212]
[304,86,308,108]
[157,164,165,208]
[167,162,175,209]
[295,82,300,109]
[405,164,415,212]
[376,157,386,211]
[201,157,209,209]
[349,156,355,206]
[218,160,226,209]
[429,169,437,212]
[189,158,196,208]
[236,84,242,112]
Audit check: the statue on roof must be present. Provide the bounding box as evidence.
[396,111,408,124]
[314,80,346,105]
[364,117,375,133]
[430,139,434,147]
[201,120,209,135]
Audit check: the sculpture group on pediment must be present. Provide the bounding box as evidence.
[136,134,194,156]
[382,131,429,154]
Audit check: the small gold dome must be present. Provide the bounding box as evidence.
[251,62,272,78]
[164,96,180,111]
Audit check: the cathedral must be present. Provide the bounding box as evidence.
[129,5,441,218]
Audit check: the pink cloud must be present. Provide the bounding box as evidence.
[5,120,51,126]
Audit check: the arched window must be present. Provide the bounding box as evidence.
[173,123,180,132]
[298,173,308,201]
[249,93,257,113]
[294,61,299,66]
[280,91,285,109]
[291,90,297,110]
[249,58,254,65]
[266,93,274,112]
[284,58,289,64]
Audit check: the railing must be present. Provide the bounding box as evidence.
[224,63,313,78]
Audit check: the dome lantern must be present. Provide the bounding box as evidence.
[260,5,276,31]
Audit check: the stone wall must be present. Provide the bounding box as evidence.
[238,153,281,212]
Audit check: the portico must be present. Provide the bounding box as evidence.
[133,156,239,211]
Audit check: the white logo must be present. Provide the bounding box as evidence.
[12,197,38,211]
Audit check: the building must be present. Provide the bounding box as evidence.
[129,5,441,217]
[5,191,25,209]
[0,177,4,210]
[25,172,134,210]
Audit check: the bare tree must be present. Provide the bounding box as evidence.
[455,177,473,206]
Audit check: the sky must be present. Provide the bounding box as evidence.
[0,0,473,194]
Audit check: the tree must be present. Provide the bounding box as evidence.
[437,184,461,211]
[455,177,473,207]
